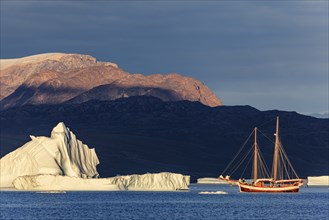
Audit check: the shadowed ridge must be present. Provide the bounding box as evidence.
[0,53,222,109]
[0,96,327,182]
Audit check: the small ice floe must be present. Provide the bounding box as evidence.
[197,177,229,184]
[198,191,227,195]
[36,191,66,194]
[307,176,329,186]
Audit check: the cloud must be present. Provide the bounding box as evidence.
[0,1,328,113]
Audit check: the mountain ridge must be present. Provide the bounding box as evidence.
[1,96,327,181]
[0,53,222,109]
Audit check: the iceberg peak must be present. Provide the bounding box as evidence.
[51,122,69,137]
[0,122,99,187]
[0,122,191,191]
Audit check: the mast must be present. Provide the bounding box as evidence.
[253,127,258,182]
[272,117,280,182]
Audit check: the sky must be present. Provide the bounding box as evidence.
[1,1,328,114]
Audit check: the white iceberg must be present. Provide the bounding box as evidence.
[197,177,228,184]
[198,191,227,194]
[107,172,190,191]
[13,174,120,191]
[0,122,190,191]
[307,176,329,186]
[13,172,189,191]
[0,122,99,187]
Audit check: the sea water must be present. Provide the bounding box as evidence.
[1,184,328,220]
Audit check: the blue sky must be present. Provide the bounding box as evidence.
[1,1,328,114]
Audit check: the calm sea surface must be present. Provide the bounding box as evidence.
[1,184,328,220]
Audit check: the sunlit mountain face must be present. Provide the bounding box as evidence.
[0,53,222,110]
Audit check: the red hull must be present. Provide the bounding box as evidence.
[239,184,299,193]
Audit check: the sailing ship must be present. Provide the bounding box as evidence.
[219,117,303,193]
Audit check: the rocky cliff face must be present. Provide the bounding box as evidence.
[0,53,222,109]
[0,53,100,100]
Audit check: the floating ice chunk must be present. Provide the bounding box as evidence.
[107,172,190,191]
[307,176,329,186]
[1,122,190,191]
[36,191,66,194]
[13,175,119,191]
[198,191,228,194]
[0,122,99,187]
[12,172,190,191]
[197,177,229,184]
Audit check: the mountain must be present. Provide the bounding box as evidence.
[1,96,328,181]
[0,53,222,109]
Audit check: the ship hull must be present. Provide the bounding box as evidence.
[239,184,299,193]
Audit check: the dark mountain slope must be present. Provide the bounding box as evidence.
[0,96,328,181]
